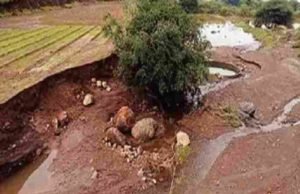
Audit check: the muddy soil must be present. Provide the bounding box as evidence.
[0,1,124,28]
[170,42,300,193]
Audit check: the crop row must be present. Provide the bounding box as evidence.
[9,26,97,72]
[0,26,70,57]
[0,27,82,67]
[0,27,52,49]
[31,26,102,72]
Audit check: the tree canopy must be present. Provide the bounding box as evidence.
[104,0,209,109]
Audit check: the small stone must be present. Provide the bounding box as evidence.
[36,148,42,156]
[126,158,131,163]
[142,176,147,182]
[57,111,69,127]
[239,102,256,117]
[91,171,98,179]
[96,80,102,87]
[83,94,94,106]
[124,145,131,151]
[176,131,190,147]
[52,118,59,129]
[102,81,108,88]
[137,169,144,177]
[106,86,112,92]
[152,179,157,184]
[137,146,143,155]
[91,78,97,83]
[12,144,16,149]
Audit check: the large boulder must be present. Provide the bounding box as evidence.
[105,127,127,146]
[131,118,158,142]
[114,106,135,133]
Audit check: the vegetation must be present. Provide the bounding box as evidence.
[219,105,242,128]
[236,22,278,48]
[104,0,209,109]
[255,0,294,27]
[176,145,191,164]
[179,0,198,13]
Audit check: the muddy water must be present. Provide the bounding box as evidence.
[173,97,300,193]
[0,129,85,194]
[18,150,57,194]
[0,150,57,194]
[200,22,261,51]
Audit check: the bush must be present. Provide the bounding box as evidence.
[255,0,294,27]
[179,0,199,13]
[104,0,209,109]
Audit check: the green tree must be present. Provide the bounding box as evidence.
[104,0,209,109]
[179,0,199,13]
[255,0,294,27]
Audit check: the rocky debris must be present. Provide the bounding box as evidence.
[137,167,157,185]
[105,127,127,146]
[114,106,135,133]
[83,94,94,106]
[131,118,158,142]
[176,131,190,147]
[119,145,143,163]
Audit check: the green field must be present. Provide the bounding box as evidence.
[0,25,113,104]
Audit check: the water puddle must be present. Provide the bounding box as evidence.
[200,22,261,51]
[0,129,85,194]
[0,150,57,194]
[209,67,237,77]
[18,150,57,194]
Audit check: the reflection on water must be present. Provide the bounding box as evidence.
[0,150,57,194]
[19,150,57,194]
[200,22,261,51]
[209,67,237,77]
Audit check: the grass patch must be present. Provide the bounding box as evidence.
[219,105,242,128]
[176,145,191,164]
[236,22,280,48]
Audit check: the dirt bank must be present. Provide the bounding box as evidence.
[0,55,179,194]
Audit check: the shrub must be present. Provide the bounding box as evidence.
[255,0,294,27]
[104,0,209,109]
[179,0,199,13]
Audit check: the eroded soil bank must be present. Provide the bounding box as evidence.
[0,55,180,194]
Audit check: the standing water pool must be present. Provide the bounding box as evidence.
[200,22,261,51]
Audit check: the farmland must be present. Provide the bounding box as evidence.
[0,25,113,104]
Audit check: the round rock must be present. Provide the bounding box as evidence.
[131,118,158,142]
[176,131,190,147]
[114,106,135,132]
[83,94,94,106]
